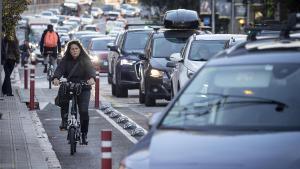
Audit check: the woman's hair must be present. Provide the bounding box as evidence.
[64,40,89,61]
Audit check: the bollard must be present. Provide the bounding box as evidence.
[101,130,112,169]
[29,68,35,110]
[24,64,29,89]
[95,71,100,108]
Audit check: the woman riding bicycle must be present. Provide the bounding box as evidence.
[52,40,96,145]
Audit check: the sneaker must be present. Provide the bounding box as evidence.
[81,133,88,145]
[59,121,67,130]
[43,66,47,73]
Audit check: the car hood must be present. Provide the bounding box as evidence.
[124,130,300,169]
[150,58,172,71]
[91,51,109,56]
[185,60,206,72]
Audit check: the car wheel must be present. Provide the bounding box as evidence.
[115,73,128,97]
[107,72,112,84]
[111,83,116,96]
[145,88,155,106]
[139,85,145,104]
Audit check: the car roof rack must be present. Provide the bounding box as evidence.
[245,13,300,41]
[124,23,163,30]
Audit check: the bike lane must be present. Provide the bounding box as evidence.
[37,106,134,169]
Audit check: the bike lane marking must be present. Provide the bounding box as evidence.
[95,109,138,144]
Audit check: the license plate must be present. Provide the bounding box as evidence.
[103,62,108,66]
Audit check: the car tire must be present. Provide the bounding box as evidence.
[139,85,145,104]
[108,72,112,84]
[111,83,116,96]
[145,88,155,106]
[115,83,128,97]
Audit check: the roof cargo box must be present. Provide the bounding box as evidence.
[163,9,200,29]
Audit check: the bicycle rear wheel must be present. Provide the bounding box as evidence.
[48,68,52,89]
[69,127,77,155]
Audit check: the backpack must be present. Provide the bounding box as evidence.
[44,31,58,48]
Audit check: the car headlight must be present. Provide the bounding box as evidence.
[120,59,135,65]
[150,69,163,78]
[90,55,99,63]
[187,69,195,79]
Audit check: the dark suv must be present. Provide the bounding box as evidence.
[107,28,152,97]
[138,9,202,106]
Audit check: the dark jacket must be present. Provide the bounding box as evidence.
[53,56,96,90]
[4,36,20,64]
[1,37,5,65]
[40,30,61,55]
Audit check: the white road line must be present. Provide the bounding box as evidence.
[95,109,138,144]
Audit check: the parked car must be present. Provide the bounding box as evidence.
[168,34,247,97]
[107,28,152,97]
[87,37,115,73]
[119,13,300,169]
[138,9,202,106]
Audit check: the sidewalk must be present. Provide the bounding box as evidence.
[0,68,61,169]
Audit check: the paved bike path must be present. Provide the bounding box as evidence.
[37,105,134,169]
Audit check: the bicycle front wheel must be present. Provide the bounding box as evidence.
[69,127,77,155]
[47,68,52,89]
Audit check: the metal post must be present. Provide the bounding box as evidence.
[95,71,99,108]
[101,130,112,169]
[29,68,35,110]
[231,0,235,33]
[24,64,29,89]
[247,0,251,24]
[0,0,3,96]
[211,0,215,33]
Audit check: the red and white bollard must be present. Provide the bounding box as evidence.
[95,71,100,108]
[24,64,29,89]
[29,68,35,110]
[101,130,112,169]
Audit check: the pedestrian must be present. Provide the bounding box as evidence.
[52,40,96,145]
[39,24,61,73]
[1,33,20,96]
[19,40,31,67]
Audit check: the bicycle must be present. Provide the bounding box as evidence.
[44,51,56,89]
[60,80,89,155]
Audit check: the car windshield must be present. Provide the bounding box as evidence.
[92,39,114,51]
[161,63,300,130]
[189,40,226,61]
[153,37,187,58]
[123,31,150,52]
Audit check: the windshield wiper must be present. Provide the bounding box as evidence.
[195,92,288,112]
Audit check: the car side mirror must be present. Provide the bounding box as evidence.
[107,43,118,52]
[166,61,176,68]
[135,51,146,60]
[170,52,183,62]
[148,112,163,130]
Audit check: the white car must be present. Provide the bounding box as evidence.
[169,34,247,97]
[80,14,94,25]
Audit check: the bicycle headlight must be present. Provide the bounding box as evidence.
[150,69,163,78]
[187,68,195,79]
[120,59,136,65]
